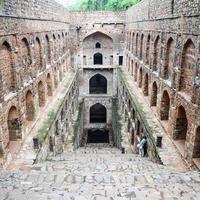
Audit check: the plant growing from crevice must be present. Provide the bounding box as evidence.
[38,110,56,144]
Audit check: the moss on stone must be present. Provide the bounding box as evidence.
[119,69,160,160]
[38,110,56,144]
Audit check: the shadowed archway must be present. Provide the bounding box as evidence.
[89,74,107,94]
[7,106,21,141]
[94,53,103,65]
[87,129,109,143]
[90,103,107,123]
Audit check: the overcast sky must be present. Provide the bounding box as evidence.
[55,0,78,7]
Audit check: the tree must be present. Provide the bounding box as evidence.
[70,0,140,11]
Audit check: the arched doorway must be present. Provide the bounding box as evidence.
[153,36,160,71]
[49,136,54,152]
[135,33,138,56]
[35,37,42,71]
[179,39,196,96]
[7,106,20,141]
[138,68,143,88]
[94,53,103,65]
[26,90,35,121]
[131,32,134,53]
[151,82,158,107]
[0,42,16,94]
[140,34,144,60]
[143,73,149,96]
[164,37,175,80]
[47,73,53,96]
[95,42,101,48]
[146,34,150,65]
[134,63,138,82]
[131,60,134,76]
[193,126,200,158]
[54,67,58,88]
[132,108,136,121]
[90,103,107,123]
[160,91,170,120]
[38,81,45,107]
[131,129,135,145]
[173,106,188,141]
[89,74,107,94]
[87,129,109,143]
[45,35,51,64]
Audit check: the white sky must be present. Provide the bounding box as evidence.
[55,0,78,7]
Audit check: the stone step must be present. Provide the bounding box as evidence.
[1,146,200,199]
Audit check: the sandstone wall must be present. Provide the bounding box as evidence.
[125,0,200,166]
[0,0,72,164]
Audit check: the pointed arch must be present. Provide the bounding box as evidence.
[164,37,175,80]
[89,74,107,94]
[173,105,188,141]
[135,33,139,56]
[153,36,160,71]
[25,90,35,121]
[90,103,107,123]
[179,39,197,96]
[143,73,149,96]
[160,91,170,120]
[53,34,57,60]
[140,34,144,60]
[134,63,138,82]
[193,126,200,158]
[94,53,103,65]
[151,82,158,107]
[54,67,58,88]
[45,35,51,64]
[47,73,53,96]
[0,41,15,94]
[21,38,31,68]
[7,106,20,141]
[38,81,46,107]
[138,67,143,88]
[95,42,101,48]
[132,32,135,53]
[146,34,151,65]
[35,37,42,71]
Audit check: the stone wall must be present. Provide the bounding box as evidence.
[0,0,72,165]
[125,0,200,166]
[35,74,79,162]
[126,0,199,21]
[118,70,161,162]
[70,11,125,68]
[0,0,69,22]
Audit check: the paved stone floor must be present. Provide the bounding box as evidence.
[0,145,200,200]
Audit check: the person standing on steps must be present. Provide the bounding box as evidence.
[138,136,147,157]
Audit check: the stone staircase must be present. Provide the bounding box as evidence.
[0,146,200,200]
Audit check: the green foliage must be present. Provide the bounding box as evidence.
[38,111,56,144]
[70,0,141,11]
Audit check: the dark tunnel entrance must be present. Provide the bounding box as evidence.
[87,129,109,143]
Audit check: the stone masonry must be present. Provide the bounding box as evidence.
[0,0,200,199]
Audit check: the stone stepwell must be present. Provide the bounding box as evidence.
[0,145,200,200]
